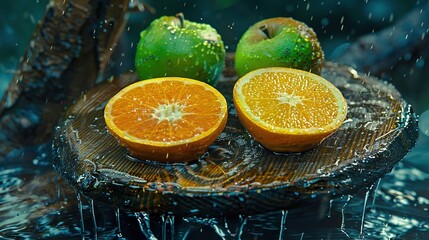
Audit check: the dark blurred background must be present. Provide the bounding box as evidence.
[1,0,428,113]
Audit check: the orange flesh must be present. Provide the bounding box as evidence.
[241,72,339,130]
[233,67,348,152]
[109,80,224,143]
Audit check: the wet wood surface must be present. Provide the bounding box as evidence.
[53,62,418,217]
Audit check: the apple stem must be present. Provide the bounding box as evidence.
[259,24,271,39]
[176,12,185,28]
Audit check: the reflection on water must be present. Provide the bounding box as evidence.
[0,132,428,239]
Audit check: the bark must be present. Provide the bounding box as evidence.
[0,0,129,157]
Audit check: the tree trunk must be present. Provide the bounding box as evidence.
[335,1,429,77]
[0,0,129,157]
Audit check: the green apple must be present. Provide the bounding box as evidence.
[235,17,324,77]
[135,13,225,86]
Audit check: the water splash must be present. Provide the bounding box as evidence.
[76,193,85,240]
[135,212,157,240]
[183,217,228,239]
[90,199,98,240]
[359,188,372,237]
[278,210,288,240]
[341,195,354,238]
[371,178,382,211]
[223,215,248,239]
[237,215,248,239]
[115,208,123,238]
[161,215,175,240]
[1,163,429,239]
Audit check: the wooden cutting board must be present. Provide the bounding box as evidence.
[53,61,418,217]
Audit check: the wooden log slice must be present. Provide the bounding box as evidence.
[53,62,418,217]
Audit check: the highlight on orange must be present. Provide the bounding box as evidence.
[104,77,228,162]
[233,67,348,152]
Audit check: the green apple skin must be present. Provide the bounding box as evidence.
[135,15,225,86]
[235,17,324,77]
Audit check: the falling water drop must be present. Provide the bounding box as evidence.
[161,215,167,240]
[279,210,288,240]
[169,216,175,239]
[161,215,175,240]
[359,188,372,238]
[222,215,247,239]
[135,212,157,240]
[90,199,98,240]
[115,208,123,238]
[371,178,382,211]
[223,217,234,237]
[210,220,227,239]
[237,215,248,239]
[76,193,85,240]
[341,195,353,238]
[327,199,334,218]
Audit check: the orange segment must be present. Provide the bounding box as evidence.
[104,77,228,162]
[233,67,348,152]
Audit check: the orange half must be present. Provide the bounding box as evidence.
[104,77,228,162]
[233,67,348,152]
